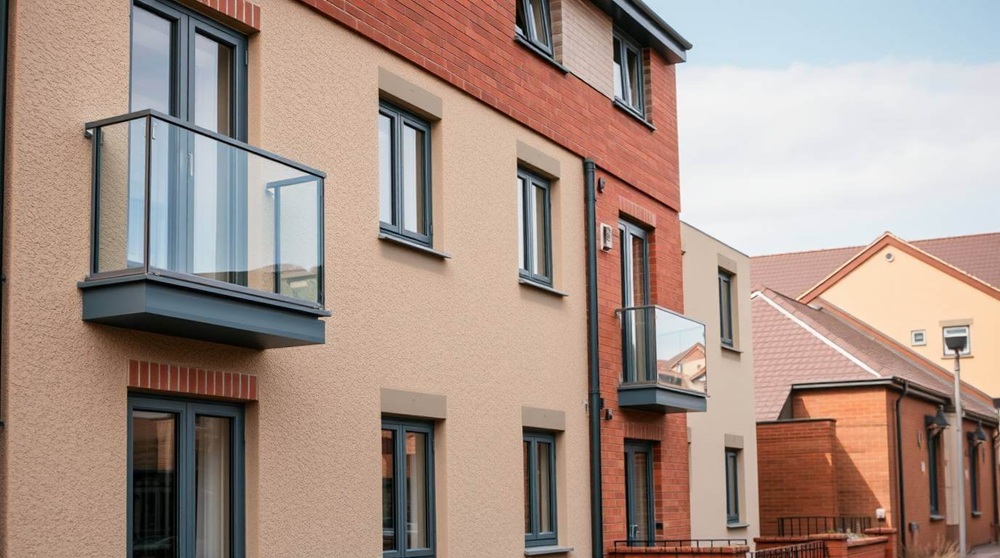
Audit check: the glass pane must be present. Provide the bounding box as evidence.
[131,7,173,114]
[633,308,651,382]
[518,177,526,271]
[402,124,426,235]
[726,454,738,517]
[382,430,396,552]
[195,416,231,558]
[523,441,531,534]
[532,185,548,278]
[537,442,552,533]
[626,47,642,109]
[135,117,322,304]
[379,114,394,225]
[194,34,233,136]
[405,431,429,550]
[131,411,177,558]
[720,277,732,340]
[515,0,526,36]
[633,451,650,542]
[528,0,550,47]
[631,235,647,305]
[96,119,146,272]
[612,37,623,100]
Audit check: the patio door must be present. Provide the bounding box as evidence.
[620,221,651,383]
[129,0,247,282]
[625,441,655,547]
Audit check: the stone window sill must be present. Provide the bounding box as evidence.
[378,232,451,259]
[525,546,574,556]
[519,277,568,297]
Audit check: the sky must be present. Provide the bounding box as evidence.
[646,0,1000,256]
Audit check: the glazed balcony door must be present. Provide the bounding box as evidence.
[620,221,652,383]
[625,442,655,546]
[129,0,247,282]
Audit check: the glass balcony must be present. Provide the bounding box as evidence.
[616,306,708,413]
[79,110,329,349]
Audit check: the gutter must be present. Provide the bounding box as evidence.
[583,159,603,558]
[894,381,910,550]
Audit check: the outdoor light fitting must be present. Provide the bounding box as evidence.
[968,421,988,446]
[925,405,949,437]
[945,330,969,354]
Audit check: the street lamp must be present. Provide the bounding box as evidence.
[944,329,969,558]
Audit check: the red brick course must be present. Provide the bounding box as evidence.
[185,0,261,30]
[296,0,682,211]
[127,359,258,401]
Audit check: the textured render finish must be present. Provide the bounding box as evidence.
[3,1,592,557]
[681,223,760,544]
[821,246,1000,397]
[559,0,615,98]
[378,67,444,120]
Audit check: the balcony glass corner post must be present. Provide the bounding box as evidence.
[142,114,153,275]
[317,177,325,307]
[89,125,101,275]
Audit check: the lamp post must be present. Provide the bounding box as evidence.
[945,330,969,558]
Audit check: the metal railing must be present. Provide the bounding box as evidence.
[751,541,828,558]
[777,517,873,537]
[612,538,748,551]
[615,305,708,395]
[84,109,326,308]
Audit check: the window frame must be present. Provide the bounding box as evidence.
[379,101,434,247]
[523,430,558,547]
[620,220,652,384]
[928,430,941,516]
[613,30,645,117]
[515,0,554,57]
[718,271,734,347]
[517,167,553,286]
[624,441,656,546]
[911,330,926,346]
[942,325,971,356]
[725,449,740,524]
[969,439,981,514]
[382,417,436,558]
[126,395,246,558]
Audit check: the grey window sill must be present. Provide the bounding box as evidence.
[519,277,568,297]
[941,354,974,359]
[612,98,656,130]
[378,232,451,259]
[973,511,983,518]
[525,546,574,556]
[514,35,569,74]
[727,522,750,530]
[930,514,945,522]
[721,344,743,355]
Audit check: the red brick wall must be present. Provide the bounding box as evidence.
[757,420,840,536]
[792,388,894,524]
[296,0,682,211]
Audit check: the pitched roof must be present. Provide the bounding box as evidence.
[751,288,996,422]
[751,232,1000,298]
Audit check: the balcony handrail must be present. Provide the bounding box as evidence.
[612,538,748,550]
[614,304,708,329]
[84,109,327,180]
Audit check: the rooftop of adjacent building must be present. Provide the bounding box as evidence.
[750,231,1000,297]
[751,287,997,422]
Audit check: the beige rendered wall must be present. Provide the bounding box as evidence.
[821,245,1000,397]
[2,1,592,556]
[680,223,760,544]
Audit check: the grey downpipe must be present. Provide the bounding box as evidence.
[584,159,603,558]
[895,381,910,552]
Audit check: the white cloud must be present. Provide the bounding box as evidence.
[676,60,1000,255]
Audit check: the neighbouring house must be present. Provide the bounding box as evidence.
[0,1,719,558]
[751,288,999,553]
[681,222,760,545]
[752,231,1000,398]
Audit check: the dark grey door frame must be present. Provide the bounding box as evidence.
[620,220,652,383]
[624,440,655,546]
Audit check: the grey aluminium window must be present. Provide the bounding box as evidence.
[725,449,740,524]
[524,431,558,547]
[382,418,435,558]
[928,431,941,515]
[613,31,645,117]
[970,440,981,513]
[515,0,553,56]
[719,271,734,347]
[127,395,245,558]
[379,102,433,247]
[518,168,553,285]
